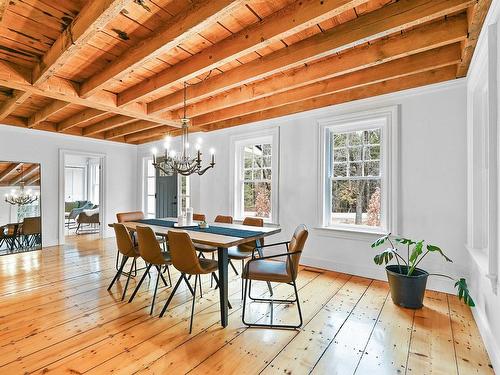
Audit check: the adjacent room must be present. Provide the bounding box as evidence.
[0,0,498,374]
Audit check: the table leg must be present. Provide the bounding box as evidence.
[217,246,228,327]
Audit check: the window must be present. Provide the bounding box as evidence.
[232,129,279,223]
[320,107,398,234]
[64,166,86,201]
[89,161,100,205]
[144,157,156,218]
[178,175,190,215]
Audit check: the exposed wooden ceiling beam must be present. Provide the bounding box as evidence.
[176,15,467,119]
[32,0,134,85]
[0,60,180,127]
[193,44,461,127]
[0,162,22,182]
[117,0,371,105]
[196,66,457,134]
[0,0,8,23]
[28,100,71,128]
[57,108,106,132]
[8,164,39,185]
[0,89,31,121]
[79,0,247,98]
[104,120,162,140]
[147,0,474,115]
[456,0,493,77]
[124,126,173,143]
[25,174,40,186]
[82,115,137,136]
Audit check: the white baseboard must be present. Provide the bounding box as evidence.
[471,305,500,373]
[300,255,457,294]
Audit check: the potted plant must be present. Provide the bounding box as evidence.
[371,233,474,309]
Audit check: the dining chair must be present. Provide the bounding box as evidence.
[160,230,231,333]
[193,213,206,222]
[242,224,308,329]
[228,217,266,297]
[195,215,234,288]
[128,226,172,315]
[107,224,141,301]
[115,211,166,270]
[21,217,41,248]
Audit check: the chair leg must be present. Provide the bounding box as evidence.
[159,274,184,317]
[189,275,198,334]
[108,256,128,291]
[242,277,249,325]
[211,273,232,309]
[241,260,245,300]
[121,258,136,301]
[150,266,161,315]
[158,266,170,287]
[128,263,152,303]
[166,265,172,286]
[229,259,239,275]
[198,273,203,298]
[182,274,195,296]
[242,278,302,329]
[210,253,215,288]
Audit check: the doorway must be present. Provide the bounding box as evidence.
[59,150,105,244]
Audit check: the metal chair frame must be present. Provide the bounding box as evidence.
[242,241,303,329]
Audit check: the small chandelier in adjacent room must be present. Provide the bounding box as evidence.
[151,81,215,176]
[4,167,39,206]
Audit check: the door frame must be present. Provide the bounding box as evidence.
[58,149,106,244]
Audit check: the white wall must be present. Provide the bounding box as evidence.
[466,0,500,371]
[139,79,469,294]
[0,126,139,246]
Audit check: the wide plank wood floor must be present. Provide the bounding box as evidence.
[0,235,494,374]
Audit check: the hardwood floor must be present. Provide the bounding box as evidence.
[0,235,493,374]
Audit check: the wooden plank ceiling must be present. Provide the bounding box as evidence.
[0,0,492,144]
[0,161,40,186]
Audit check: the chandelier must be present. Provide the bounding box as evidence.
[152,82,215,176]
[4,168,38,206]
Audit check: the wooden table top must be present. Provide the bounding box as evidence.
[109,219,281,248]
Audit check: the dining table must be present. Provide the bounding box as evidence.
[110,218,281,328]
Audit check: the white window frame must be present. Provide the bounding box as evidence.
[318,106,399,235]
[177,175,191,216]
[230,127,280,224]
[143,156,156,218]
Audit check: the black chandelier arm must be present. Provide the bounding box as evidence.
[196,163,215,176]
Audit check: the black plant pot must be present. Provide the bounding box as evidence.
[386,265,429,309]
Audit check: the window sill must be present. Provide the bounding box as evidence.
[314,226,385,241]
[465,243,489,275]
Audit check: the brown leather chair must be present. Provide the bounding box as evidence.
[242,224,308,329]
[116,211,145,223]
[21,217,41,248]
[195,215,234,287]
[160,230,230,333]
[128,226,172,315]
[193,213,206,222]
[228,217,267,297]
[107,224,141,301]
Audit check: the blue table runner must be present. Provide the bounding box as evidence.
[137,219,264,239]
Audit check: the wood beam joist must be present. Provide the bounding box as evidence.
[0,61,180,127]
[456,0,493,77]
[8,164,39,185]
[193,44,462,126]
[28,100,71,128]
[25,174,40,186]
[177,15,468,120]
[57,108,106,132]
[0,162,22,182]
[79,0,247,98]
[117,0,371,105]
[0,89,30,121]
[82,115,137,136]
[147,0,474,115]
[104,120,161,139]
[124,125,173,143]
[198,66,457,133]
[32,0,134,85]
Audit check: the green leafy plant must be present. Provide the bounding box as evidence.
[371,233,475,307]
